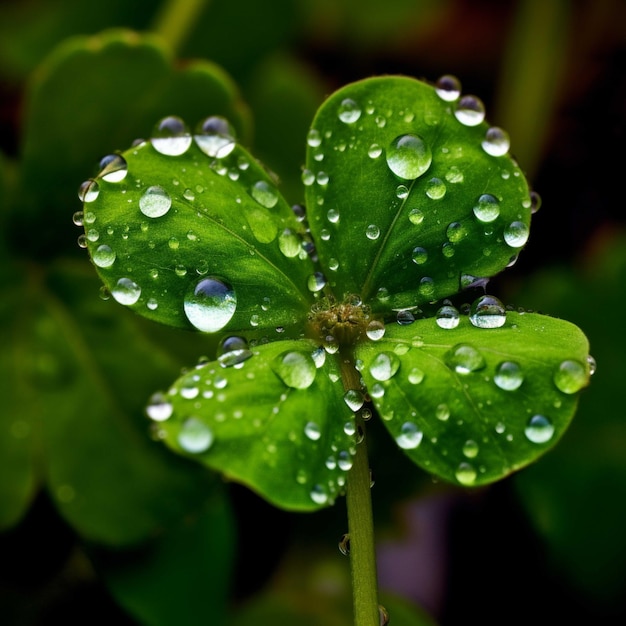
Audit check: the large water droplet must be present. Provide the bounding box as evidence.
[504,221,530,248]
[469,295,506,328]
[251,181,278,208]
[396,422,423,449]
[386,134,432,180]
[338,98,361,124]
[525,414,555,443]
[454,96,486,126]
[151,116,192,156]
[194,116,236,157]
[369,351,400,381]
[273,351,317,389]
[435,74,461,101]
[98,154,128,182]
[494,361,524,390]
[553,359,587,394]
[178,417,214,453]
[112,277,141,305]
[482,127,510,156]
[184,277,236,332]
[473,194,500,223]
[446,344,486,374]
[217,336,252,368]
[92,244,116,268]
[140,185,172,218]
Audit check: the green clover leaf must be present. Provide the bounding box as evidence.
[79,74,592,511]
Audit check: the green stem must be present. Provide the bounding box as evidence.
[151,0,209,55]
[341,358,379,626]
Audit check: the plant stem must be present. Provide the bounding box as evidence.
[341,357,379,626]
[151,0,209,55]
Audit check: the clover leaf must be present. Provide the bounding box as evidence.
[78,74,592,512]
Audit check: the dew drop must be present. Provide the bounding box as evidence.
[146,392,173,422]
[338,98,361,123]
[184,277,236,332]
[436,303,460,329]
[92,244,116,268]
[462,439,479,458]
[307,272,327,292]
[494,361,524,391]
[344,389,365,412]
[418,276,435,298]
[366,224,380,240]
[482,127,510,156]
[504,221,530,248]
[426,177,446,199]
[586,355,597,376]
[408,367,425,384]
[251,181,278,208]
[455,462,477,485]
[408,208,424,225]
[396,310,415,325]
[473,194,500,223]
[151,116,192,156]
[411,246,428,265]
[194,115,236,157]
[339,533,351,556]
[139,185,172,218]
[396,422,423,449]
[112,277,141,305]
[310,484,328,505]
[553,359,587,394]
[278,229,301,258]
[454,95,486,126]
[366,320,386,341]
[304,421,322,441]
[446,221,467,243]
[78,179,99,203]
[369,351,400,381]
[178,417,214,453]
[469,295,507,328]
[435,74,461,101]
[386,134,432,180]
[530,191,542,214]
[273,351,317,389]
[446,344,486,374]
[306,129,322,147]
[368,143,382,158]
[98,154,128,182]
[217,336,252,367]
[525,414,555,443]
[301,169,315,186]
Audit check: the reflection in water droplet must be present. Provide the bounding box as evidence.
[184,277,236,332]
[366,224,380,240]
[386,134,432,180]
[408,209,424,225]
[251,181,278,208]
[446,221,467,243]
[553,360,587,394]
[473,194,500,223]
[99,154,128,182]
[307,272,327,292]
[469,295,506,328]
[482,127,510,156]
[338,98,362,123]
[494,361,524,390]
[435,74,461,101]
[418,276,435,298]
[344,389,365,411]
[140,185,172,218]
[454,95,486,126]
[525,415,555,443]
[78,179,99,203]
[112,277,141,305]
[194,116,236,157]
[396,422,423,449]
[273,351,317,389]
[455,462,477,485]
[151,116,192,155]
[426,177,446,199]
[436,304,460,329]
[369,352,400,381]
[504,221,530,248]
[411,246,428,265]
[217,336,252,367]
[366,320,385,341]
[446,344,486,374]
[92,244,116,268]
[178,417,214,453]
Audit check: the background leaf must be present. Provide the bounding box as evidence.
[357,311,591,486]
[305,75,532,310]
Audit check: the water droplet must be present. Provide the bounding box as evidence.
[469,295,506,328]
[525,414,555,443]
[344,389,365,411]
[306,128,322,147]
[396,310,415,325]
[426,177,446,199]
[151,116,192,155]
[146,392,173,421]
[99,154,128,182]
[178,417,214,453]
[553,359,587,394]
[435,403,450,421]
[78,179,99,203]
[184,277,236,332]
[446,344,486,374]
[396,422,423,449]
[454,95,486,126]
[435,74,461,101]
[418,276,435,298]
[369,351,400,381]
[411,246,428,265]
[530,191,542,214]
[408,367,424,384]
[251,181,278,208]
[310,484,328,505]
[473,194,500,223]
[338,98,361,123]
[482,127,510,156]
[112,277,141,305]
[217,336,253,367]
[436,303,460,329]
[446,221,467,243]
[386,134,432,180]
[366,320,385,341]
[304,421,322,441]
[194,116,236,157]
[379,604,390,626]
[504,221,530,248]
[273,351,317,389]
[92,244,116,268]
[492,361,523,391]
[278,229,301,258]
[301,169,315,186]
[462,439,479,458]
[338,533,351,556]
[139,185,172,218]
[366,224,380,240]
[408,208,424,225]
[307,272,327,292]
[368,143,382,158]
[586,355,597,376]
[455,462,477,485]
